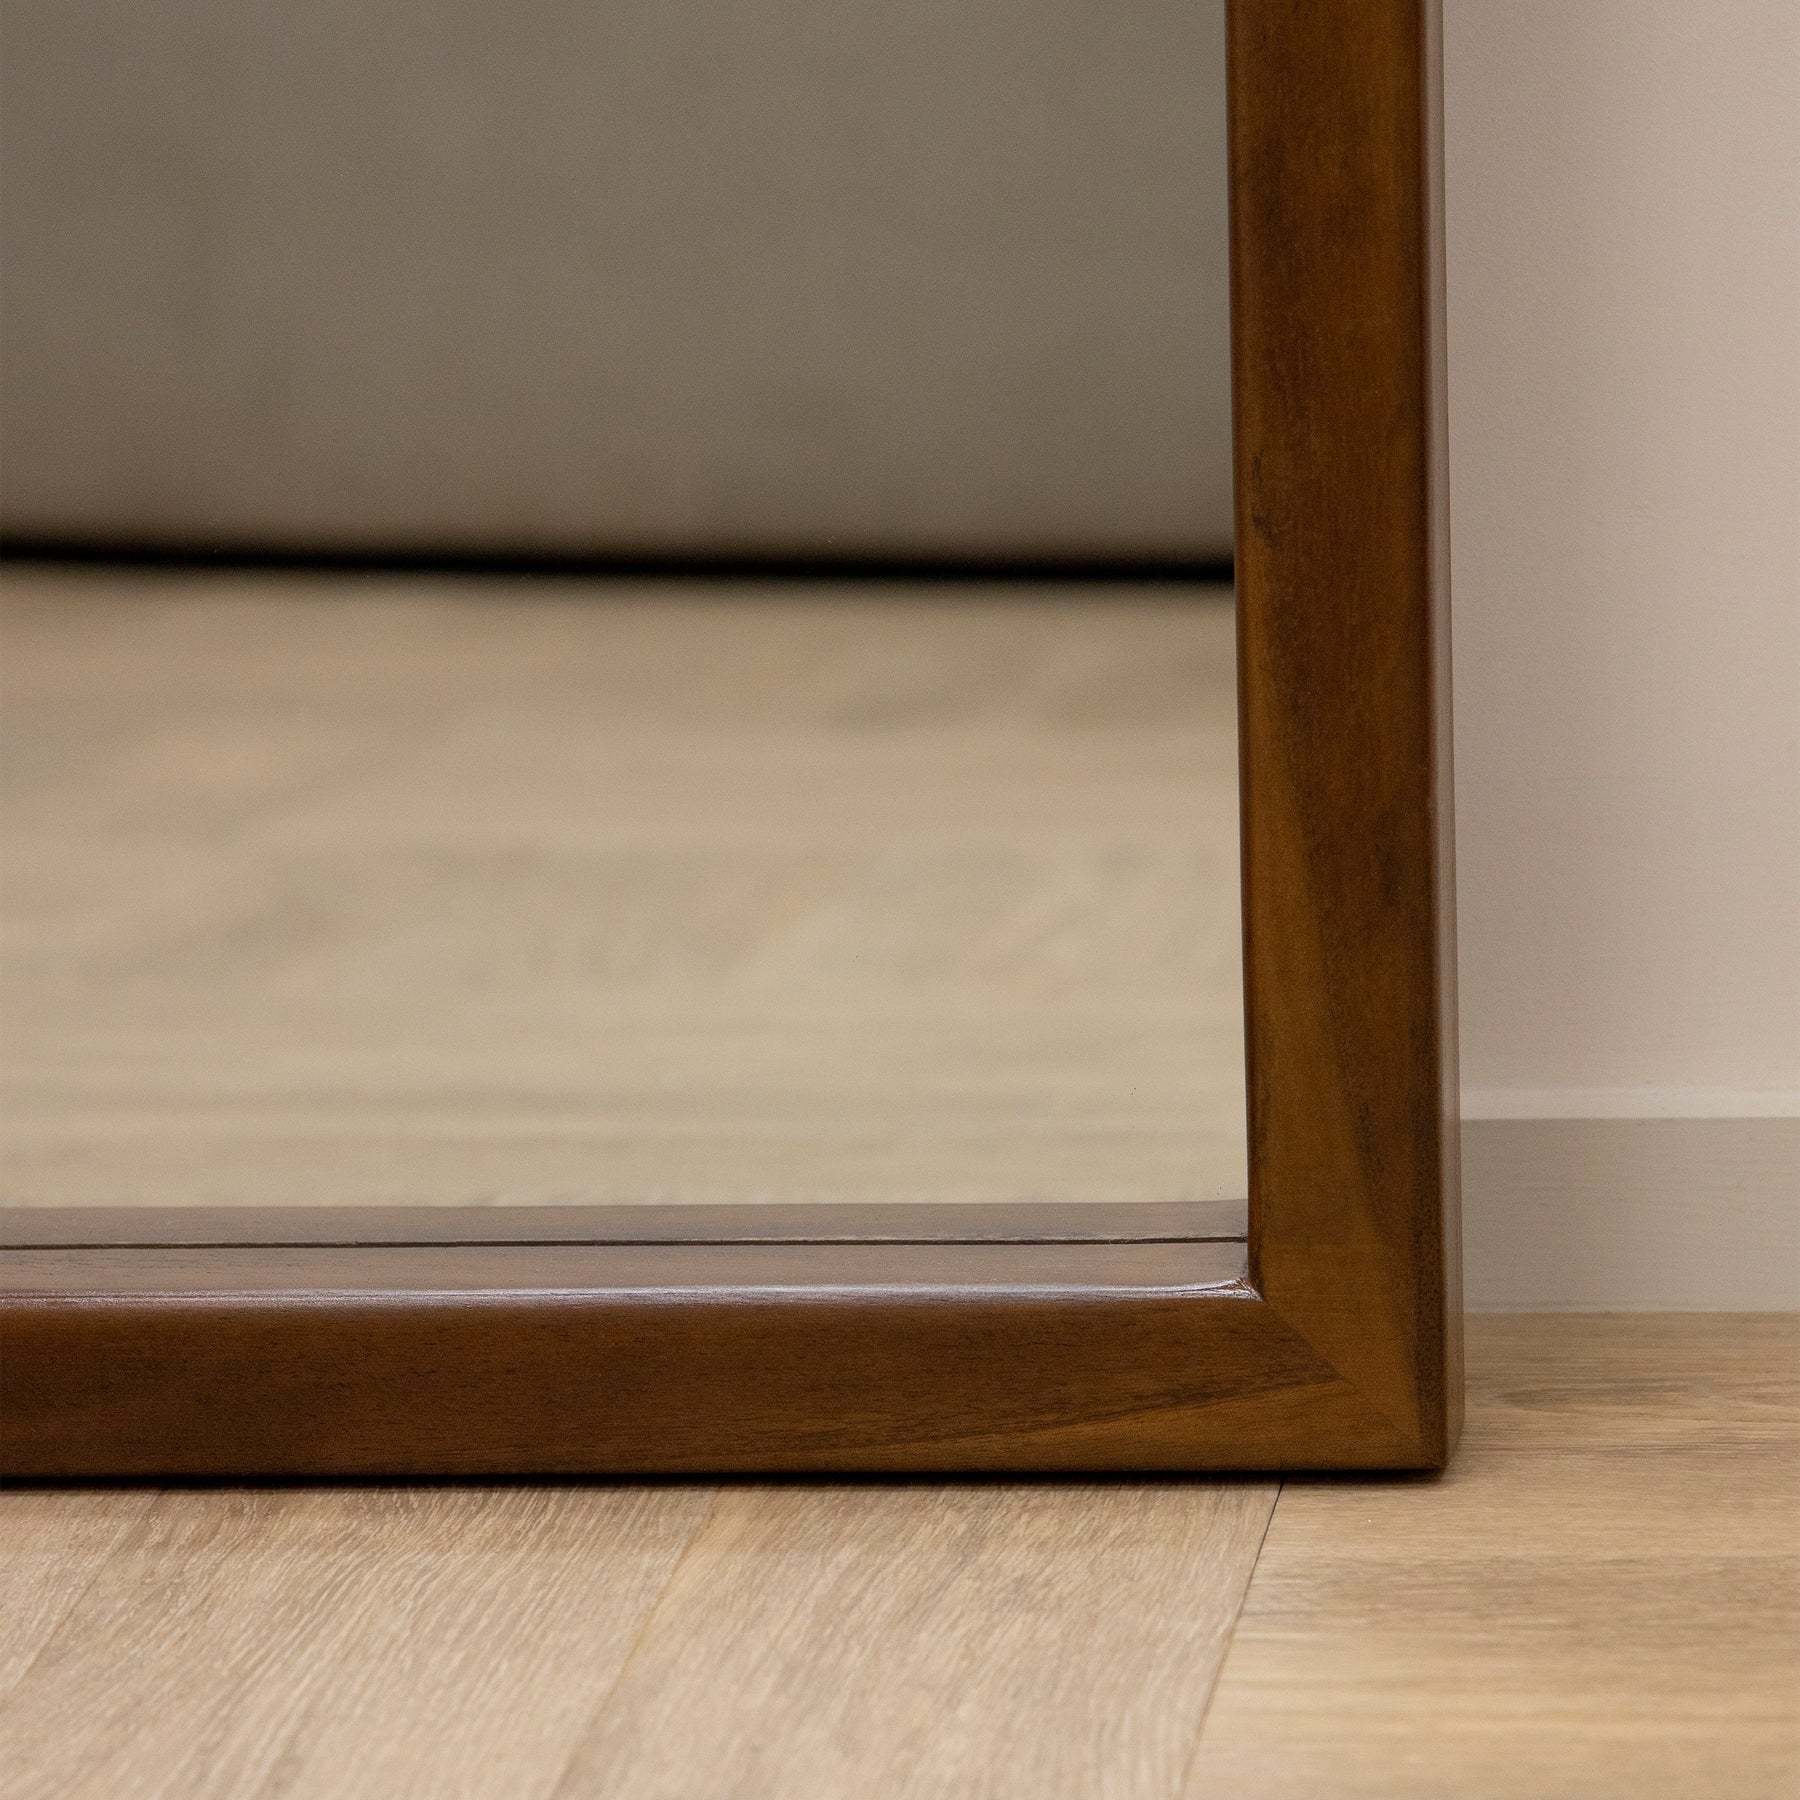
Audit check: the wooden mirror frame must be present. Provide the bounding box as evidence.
[1,0,1458,1477]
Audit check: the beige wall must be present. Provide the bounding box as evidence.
[1444,0,1799,1304]
[0,0,1232,558]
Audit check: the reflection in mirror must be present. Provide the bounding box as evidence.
[0,2,1241,1219]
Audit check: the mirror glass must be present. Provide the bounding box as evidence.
[0,2,1242,1219]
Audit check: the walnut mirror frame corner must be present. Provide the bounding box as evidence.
[0,0,1460,1478]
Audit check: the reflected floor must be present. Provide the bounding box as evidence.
[1,569,1245,1209]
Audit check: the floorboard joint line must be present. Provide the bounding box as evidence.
[1176,1478,1282,1795]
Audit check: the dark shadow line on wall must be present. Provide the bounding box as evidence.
[0,537,1233,588]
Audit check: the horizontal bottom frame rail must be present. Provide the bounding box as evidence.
[2,1210,1430,1475]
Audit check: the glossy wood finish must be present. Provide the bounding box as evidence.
[1229,0,1460,1459]
[0,0,1458,1474]
[5,1236,1429,1477]
[1,1227,1429,1475]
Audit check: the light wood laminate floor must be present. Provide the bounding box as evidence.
[1,567,1245,1209]
[2,1315,1793,1798]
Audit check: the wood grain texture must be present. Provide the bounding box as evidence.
[0,574,1248,1212]
[556,1480,1277,1800]
[0,1481,1276,1800]
[0,1486,715,1800]
[1229,0,1460,1460]
[1186,1315,1800,1799]
[3,1240,1429,1476]
[0,1489,155,1695]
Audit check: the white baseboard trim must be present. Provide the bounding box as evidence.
[1462,1086,1799,1121]
[1461,1115,1799,1311]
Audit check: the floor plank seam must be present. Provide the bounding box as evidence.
[541,1484,723,1800]
[0,1492,155,1711]
[1176,1478,1283,1794]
